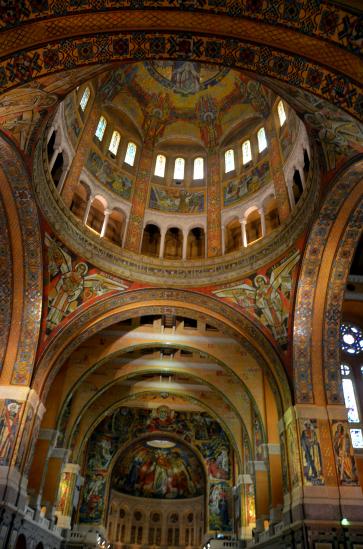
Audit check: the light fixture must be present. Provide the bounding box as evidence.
[341,517,350,526]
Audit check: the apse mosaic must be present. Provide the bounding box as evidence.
[149,186,205,213]
[213,249,300,345]
[223,160,270,207]
[80,406,233,526]
[44,233,128,335]
[111,440,205,499]
[86,149,133,201]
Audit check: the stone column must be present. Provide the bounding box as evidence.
[61,99,101,208]
[123,145,153,253]
[266,115,290,222]
[49,147,61,171]
[100,208,111,238]
[206,150,222,257]
[159,228,166,258]
[259,207,266,237]
[55,462,80,529]
[182,229,188,260]
[240,219,248,247]
[83,193,94,224]
[42,447,70,518]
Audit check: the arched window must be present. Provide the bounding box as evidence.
[154,154,166,177]
[193,157,204,180]
[242,140,252,165]
[125,142,137,166]
[257,127,267,153]
[277,100,286,126]
[225,149,235,173]
[79,86,90,111]
[95,116,107,141]
[109,131,121,156]
[174,157,185,180]
[340,323,363,449]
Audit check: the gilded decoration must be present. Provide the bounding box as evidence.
[44,232,129,336]
[0,28,361,123]
[1,1,361,57]
[293,160,363,404]
[212,249,300,347]
[0,136,43,386]
[0,194,11,373]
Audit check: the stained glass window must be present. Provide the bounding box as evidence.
[95,116,107,141]
[174,157,185,180]
[79,87,90,111]
[350,428,363,449]
[109,131,121,155]
[225,149,235,173]
[154,154,166,177]
[125,142,137,166]
[341,364,351,376]
[257,127,267,152]
[342,378,360,423]
[193,157,204,179]
[341,323,363,354]
[242,140,252,165]
[278,100,286,126]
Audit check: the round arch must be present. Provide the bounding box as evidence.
[293,157,363,404]
[0,10,361,121]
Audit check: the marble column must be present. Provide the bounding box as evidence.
[240,219,248,247]
[124,145,153,253]
[206,151,222,257]
[266,115,291,223]
[259,207,266,237]
[61,99,101,208]
[83,193,94,224]
[182,230,188,260]
[159,228,166,258]
[101,208,111,237]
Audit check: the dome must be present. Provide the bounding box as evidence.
[43,60,312,285]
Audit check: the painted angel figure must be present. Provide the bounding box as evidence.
[45,234,127,332]
[213,250,300,342]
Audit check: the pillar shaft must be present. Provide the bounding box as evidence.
[266,115,290,222]
[241,220,248,247]
[124,146,153,253]
[101,208,111,237]
[207,151,222,257]
[61,99,101,207]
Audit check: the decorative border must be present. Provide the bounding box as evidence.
[0,1,361,56]
[0,30,361,121]
[293,158,363,404]
[0,133,43,385]
[324,197,363,404]
[0,193,12,372]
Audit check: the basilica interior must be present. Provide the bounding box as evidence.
[0,3,362,549]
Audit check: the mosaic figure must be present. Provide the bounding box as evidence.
[209,482,231,532]
[300,419,324,485]
[332,421,359,485]
[213,250,300,343]
[45,234,127,332]
[0,400,22,466]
